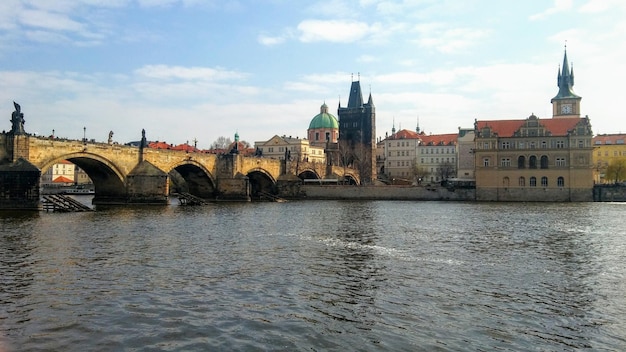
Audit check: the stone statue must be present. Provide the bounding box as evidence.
[108,130,114,144]
[10,101,26,135]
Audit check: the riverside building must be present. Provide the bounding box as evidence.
[473,47,594,201]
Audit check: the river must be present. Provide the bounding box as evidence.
[1,200,625,351]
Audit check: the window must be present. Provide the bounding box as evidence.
[540,156,549,169]
[557,177,565,187]
[541,141,547,148]
[325,132,330,141]
[557,140,564,149]
[315,132,320,141]
[529,156,537,169]
[578,140,584,148]
[518,156,525,169]
[530,177,537,187]
[541,177,548,187]
[483,158,490,167]
[500,158,511,167]
[503,177,510,187]
[501,141,510,149]
[556,157,566,167]
[519,177,525,187]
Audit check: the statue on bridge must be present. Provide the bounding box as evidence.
[10,101,26,135]
[108,130,114,144]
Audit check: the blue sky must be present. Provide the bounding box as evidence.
[0,0,624,148]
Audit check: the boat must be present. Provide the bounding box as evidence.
[62,187,95,195]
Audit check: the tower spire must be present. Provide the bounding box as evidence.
[553,44,578,99]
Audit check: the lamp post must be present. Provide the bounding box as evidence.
[83,127,86,144]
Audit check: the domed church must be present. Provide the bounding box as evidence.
[307,103,338,147]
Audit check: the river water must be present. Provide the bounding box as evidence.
[1,200,625,351]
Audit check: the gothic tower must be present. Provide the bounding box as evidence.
[338,78,376,183]
[551,46,582,118]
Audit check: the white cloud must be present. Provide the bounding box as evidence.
[134,65,248,82]
[258,33,288,46]
[298,19,371,43]
[529,0,573,20]
[413,23,489,54]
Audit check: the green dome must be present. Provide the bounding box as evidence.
[308,103,339,129]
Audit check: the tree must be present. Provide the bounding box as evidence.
[336,139,354,181]
[437,161,456,182]
[605,159,626,184]
[410,159,430,185]
[210,136,232,150]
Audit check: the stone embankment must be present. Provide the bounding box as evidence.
[300,185,475,201]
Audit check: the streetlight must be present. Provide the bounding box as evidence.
[83,126,86,144]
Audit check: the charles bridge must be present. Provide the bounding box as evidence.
[0,104,358,210]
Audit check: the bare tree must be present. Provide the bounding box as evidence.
[351,142,372,185]
[210,136,232,150]
[437,161,456,182]
[337,139,353,181]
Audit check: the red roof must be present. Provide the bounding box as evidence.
[476,117,583,137]
[171,143,199,152]
[593,134,626,145]
[148,141,171,149]
[53,175,74,183]
[390,129,421,139]
[419,133,458,146]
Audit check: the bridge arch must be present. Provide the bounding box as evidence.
[167,160,217,198]
[246,168,276,199]
[298,169,321,180]
[40,152,127,202]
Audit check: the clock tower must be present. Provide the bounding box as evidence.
[551,46,581,118]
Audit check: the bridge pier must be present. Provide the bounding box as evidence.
[126,160,169,204]
[0,158,41,211]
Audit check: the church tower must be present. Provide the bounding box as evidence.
[338,77,376,183]
[551,46,582,118]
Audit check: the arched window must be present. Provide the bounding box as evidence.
[557,177,565,187]
[541,176,548,187]
[529,156,537,169]
[503,177,510,187]
[519,177,525,187]
[518,155,525,169]
[530,177,537,187]
[540,155,549,169]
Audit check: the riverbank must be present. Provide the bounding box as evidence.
[299,184,475,201]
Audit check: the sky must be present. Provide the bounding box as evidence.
[0,0,625,149]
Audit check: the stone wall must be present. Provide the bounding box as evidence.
[300,185,475,201]
[593,185,626,202]
[476,187,593,202]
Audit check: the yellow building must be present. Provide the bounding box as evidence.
[254,135,325,163]
[473,48,594,201]
[593,134,626,183]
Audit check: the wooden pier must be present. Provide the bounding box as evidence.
[42,194,94,212]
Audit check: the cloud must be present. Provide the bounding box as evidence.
[413,23,489,54]
[134,65,249,81]
[529,0,573,20]
[258,34,286,46]
[298,19,371,43]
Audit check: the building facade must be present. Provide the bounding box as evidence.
[254,135,325,163]
[473,48,593,201]
[338,79,376,183]
[592,134,626,183]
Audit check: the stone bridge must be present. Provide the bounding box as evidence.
[0,133,359,209]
